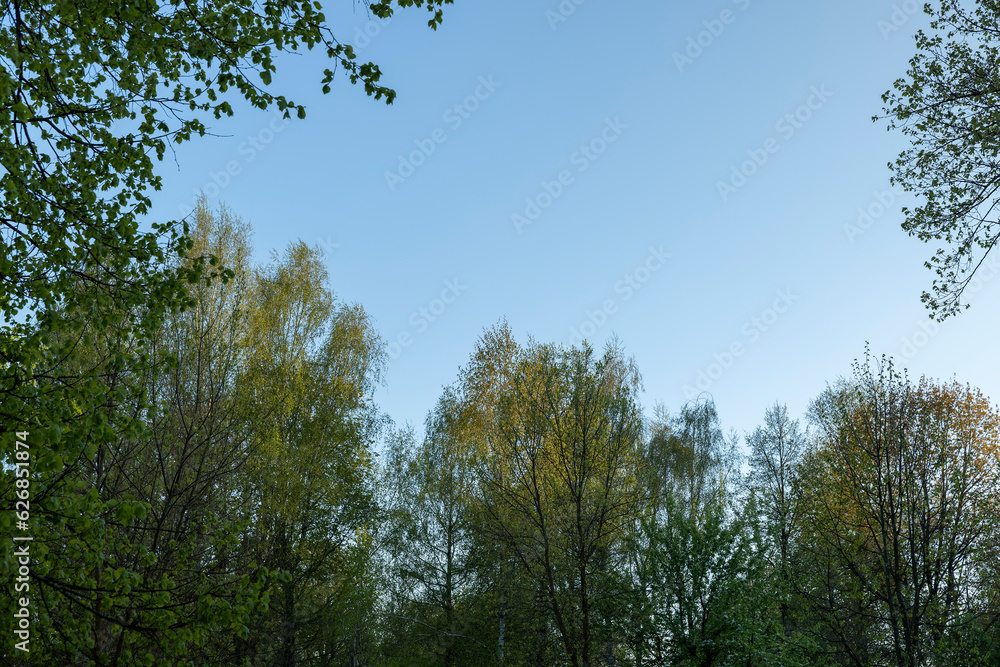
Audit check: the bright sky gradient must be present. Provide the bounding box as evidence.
[145,0,1000,441]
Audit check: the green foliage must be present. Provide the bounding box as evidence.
[1,0,454,661]
[935,616,1000,667]
[1,203,267,666]
[231,234,386,667]
[879,0,1000,318]
[634,400,801,667]
[380,390,482,666]
[1,202,390,666]
[640,494,767,667]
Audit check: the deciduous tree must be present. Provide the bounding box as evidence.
[879,0,1000,318]
[474,337,644,667]
[804,354,1000,666]
[747,402,806,637]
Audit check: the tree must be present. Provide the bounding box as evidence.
[381,390,484,667]
[879,0,1000,318]
[0,203,389,666]
[639,492,779,667]
[472,335,645,667]
[374,325,535,667]
[635,400,791,667]
[804,354,1000,666]
[0,202,265,666]
[642,400,740,524]
[1,1,455,661]
[235,239,386,667]
[1,0,452,424]
[746,402,807,637]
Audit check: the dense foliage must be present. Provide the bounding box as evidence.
[5,199,1000,667]
[0,0,450,663]
[4,0,1000,665]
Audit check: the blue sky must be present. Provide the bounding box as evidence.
[146,0,1000,441]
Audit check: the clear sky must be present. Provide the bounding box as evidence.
[145,0,1000,442]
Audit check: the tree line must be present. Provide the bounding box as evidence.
[4,203,996,666]
[4,0,1000,664]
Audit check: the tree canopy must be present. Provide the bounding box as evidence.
[880,0,1000,318]
[4,0,1000,664]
